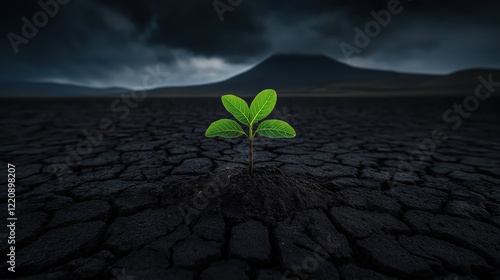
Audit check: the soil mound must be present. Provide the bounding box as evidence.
[182,166,336,224]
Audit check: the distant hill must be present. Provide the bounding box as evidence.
[150,54,438,96]
[0,81,127,97]
[213,54,432,90]
[2,54,499,97]
[419,69,500,88]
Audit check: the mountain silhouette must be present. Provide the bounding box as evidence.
[151,54,437,95]
[216,54,425,90]
[0,81,127,97]
[2,54,498,97]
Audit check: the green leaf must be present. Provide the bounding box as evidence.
[249,89,277,125]
[205,119,246,138]
[256,120,296,138]
[221,94,251,126]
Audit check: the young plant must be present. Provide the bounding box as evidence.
[205,89,296,176]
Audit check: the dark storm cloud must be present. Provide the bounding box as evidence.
[97,0,270,61]
[2,0,500,88]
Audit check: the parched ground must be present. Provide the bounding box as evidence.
[0,96,499,280]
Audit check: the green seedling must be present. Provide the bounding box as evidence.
[205,89,296,176]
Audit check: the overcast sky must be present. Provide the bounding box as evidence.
[2,0,500,89]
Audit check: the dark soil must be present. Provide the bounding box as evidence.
[177,166,337,224]
[3,97,499,279]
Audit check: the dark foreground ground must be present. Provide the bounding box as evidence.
[0,96,499,280]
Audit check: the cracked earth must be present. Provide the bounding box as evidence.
[0,97,499,279]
